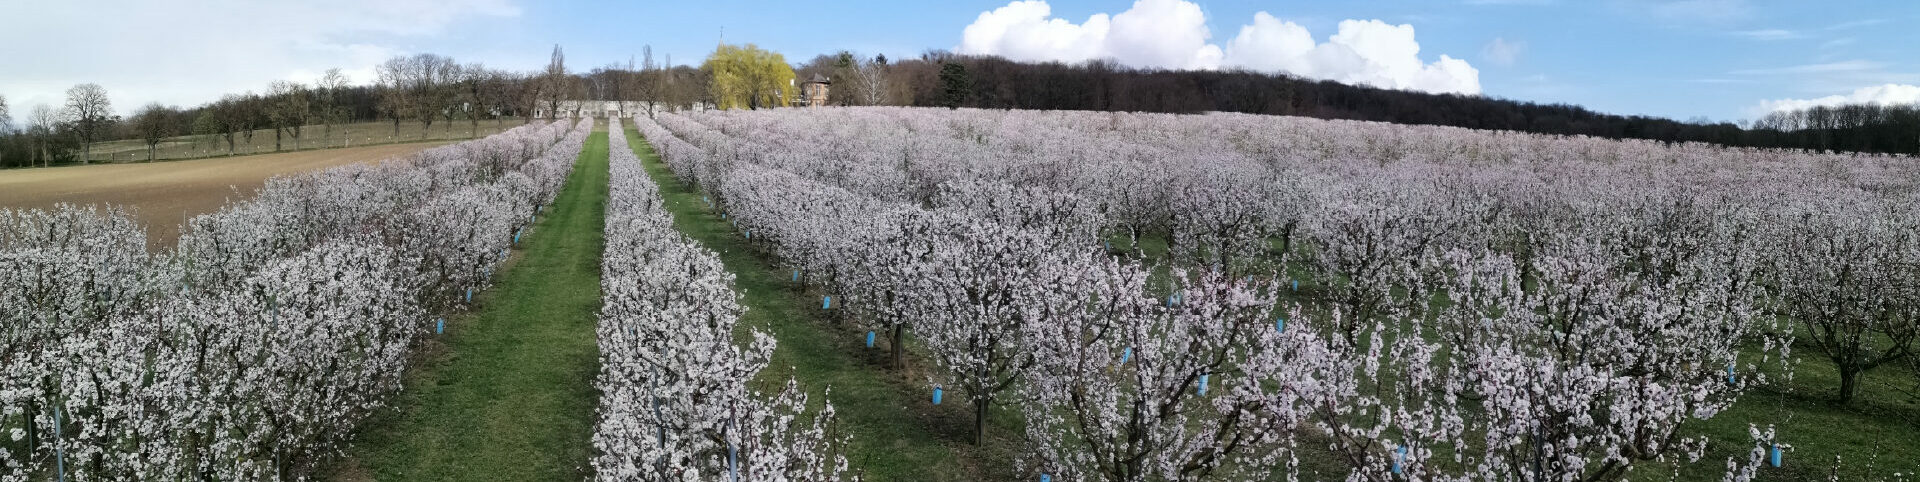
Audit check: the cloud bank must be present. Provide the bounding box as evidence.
[957,0,1481,95]
[0,0,520,116]
[1757,84,1920,113]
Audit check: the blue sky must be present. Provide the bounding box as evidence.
[2,0,1915,123]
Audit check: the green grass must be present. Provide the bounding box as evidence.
[1670,349,1920,481]
[624,124,1018,481]
[333,128,609,481]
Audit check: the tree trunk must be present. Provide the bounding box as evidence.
[973,398,988,446]
[891,325,906,369]
[24,400,36,456]
[1837,365,1860,403]
[1280,222,1297,255]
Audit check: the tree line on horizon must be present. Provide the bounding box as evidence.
[0,45,712,168]
[2,49,1915,169]
[876,54,1920,156]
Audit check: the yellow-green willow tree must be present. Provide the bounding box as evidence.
[703,43,796,110]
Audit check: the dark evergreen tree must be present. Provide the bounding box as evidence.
[938,62,971,110]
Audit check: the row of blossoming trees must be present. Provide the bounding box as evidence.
[631,106,1919,481]
[591,117,851,481]
[0,117,591,480]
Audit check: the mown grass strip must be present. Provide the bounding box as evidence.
[336,129,610,481]
[624,124,1017,481]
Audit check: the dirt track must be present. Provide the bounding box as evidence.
[0,142,447,250]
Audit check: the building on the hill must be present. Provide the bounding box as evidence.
[799,74,831,107]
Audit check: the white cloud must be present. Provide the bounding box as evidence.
[1230,18,1480,95]
[960,2,1112,65]
[1730,29,1806,41]
[0,0,519,116]
[1217,13,1317,74]
[1619,0,1753,23]
[1823,19,1887,31]
[1730,60,1886,75]
[1481,37,1525,66]
[1756,84,1920,113]
[958,1,1480,95]
[1820,37,1858,49]
[960,0,1221,70]
[1104,0,1224,70]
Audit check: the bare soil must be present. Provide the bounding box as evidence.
[0,142,447,250]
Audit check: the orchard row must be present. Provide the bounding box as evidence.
[634,107,1920,481]
[591,117,851,481]
[0,118,590,480]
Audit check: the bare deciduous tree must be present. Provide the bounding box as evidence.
[63,83,113,164]
[847,54,891,106]
[316,68,350,146]
[0,94,11,166]
[457,63,493,138]
[213,93,257,155]
[266,80,310,151]
[377,54,459,138]
[191,110,220,153]
[478,68,515,127]
[236,92,264,150]
[28,104,58,166]
[377,57,409,137]
[431,59,461,137]
[131,103,179,161]
[633,45,665,118]
[490,71,533,126]
[544,45,568,119]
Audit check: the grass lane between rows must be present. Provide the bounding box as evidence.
[333,128,610,481]
[625,123,1023,481]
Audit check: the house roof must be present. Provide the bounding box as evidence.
[806,73,831,84]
